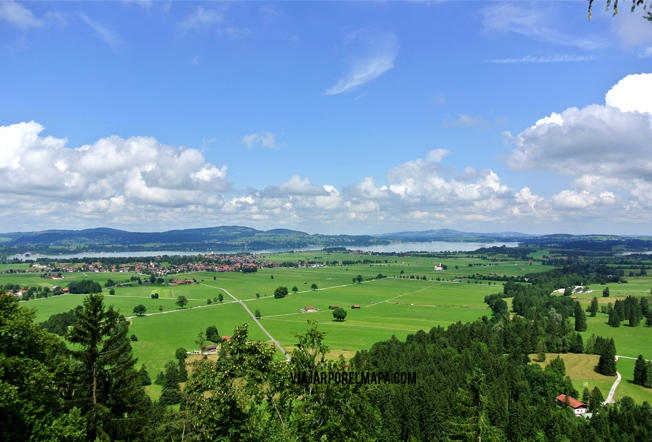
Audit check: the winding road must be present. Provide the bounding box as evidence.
[604,356,622,405]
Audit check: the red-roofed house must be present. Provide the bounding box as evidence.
[556,394,588,415]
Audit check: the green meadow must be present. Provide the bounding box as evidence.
[5,251,652,403]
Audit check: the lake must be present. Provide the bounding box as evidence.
[12,241,519,260]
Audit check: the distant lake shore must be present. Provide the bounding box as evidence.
[11,241,519,261]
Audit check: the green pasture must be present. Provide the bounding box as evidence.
[533,353,617,400]
[580,314,652,360]
[0,270,143,290]
[614,357,652,404]
[24,293,215,324]
[0,262,32,271]
[129,302,267,376]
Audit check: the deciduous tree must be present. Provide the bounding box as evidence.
[332,307,347,322]
[175,295,188,308]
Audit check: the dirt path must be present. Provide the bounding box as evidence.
[605,356,622,404]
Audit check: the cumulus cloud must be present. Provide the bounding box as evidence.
[263,175,329,196]
[506,72,652,211]
[605,73,652,113]
[0,122,230,221]
[325,30,398,95]
[241,132,279,149]
[552,190,617,210]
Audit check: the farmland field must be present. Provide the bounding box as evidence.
[5,250,652,404]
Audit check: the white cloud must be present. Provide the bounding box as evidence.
[263,175,328,196]
[325,30,398,95]
[79,14,122,52]
[552,190,616,210]
[506,103,652,179]
[506,72,652,212]
[482,3,604,50]
[179,6,225,31]
[486,54,597,63]
[241,132,279,149]
[0,0,42,29]
[605,73,652,113]
[0,122,230,215]
[608,8,652,53]
[443,115,507,129]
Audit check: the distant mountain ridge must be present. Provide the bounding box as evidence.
[1,226,534,247]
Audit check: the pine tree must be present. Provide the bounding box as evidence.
[588,387,604,411]
[574,302,587,332]
[67,293,150,441]
[615,300,625,321]
[629,308,640,327]
[140,364,152,386]
[645,361,652,388]
[159,360,181,405]
[634,355,647,386]
[597,339,617,376]
[589,297,599,317]
[608,305,621,327]
[176,347,188,383]
[641,297,650,316]
[602,286,610,297]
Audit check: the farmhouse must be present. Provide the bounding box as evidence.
[555,394,588,415]
[351,305,361,309]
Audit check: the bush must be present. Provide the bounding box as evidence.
[274,286,289,299]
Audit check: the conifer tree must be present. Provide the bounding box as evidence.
[159,360,181,405]
[574,302,587,332]
[634,355,647,386]
[588,387,604,411]
[140,364,152,386]
[645,361,652,388]
[67,293,150,441]
[589,297,599,317]
[597,339,617,376]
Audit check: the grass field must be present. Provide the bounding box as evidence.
[533,353,617,399]
[6,252,652,404]
[580,314,652,361]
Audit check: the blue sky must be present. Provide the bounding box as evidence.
[1,1,652,235]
